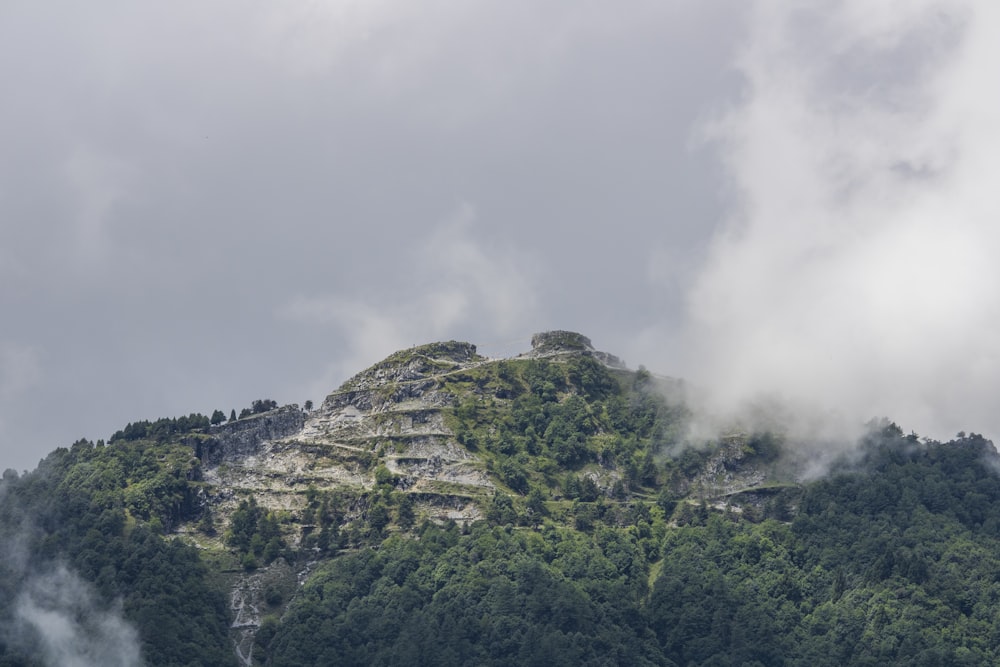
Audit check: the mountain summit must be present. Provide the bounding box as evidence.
[203,331,674,529]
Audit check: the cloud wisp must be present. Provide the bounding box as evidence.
[13,565,143,667]
[675,0,1000,444]
[0,497,142,667]
[280,204,539,400]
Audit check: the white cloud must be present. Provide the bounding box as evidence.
[675,0,1000,442]
[13,565,142,667]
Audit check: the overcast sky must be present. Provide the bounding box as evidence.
[2,1,998,472]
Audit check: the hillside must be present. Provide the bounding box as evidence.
[3,332,1000,666]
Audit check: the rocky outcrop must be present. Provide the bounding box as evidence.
[530,330,594,353]
[202,406,306,466]
[690,436,768,497]
[196,339,497,535]
[593,350,627,370]
[333,341,481,394]
[528,330,626,369]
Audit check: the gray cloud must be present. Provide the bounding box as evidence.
[648,0,1000,445]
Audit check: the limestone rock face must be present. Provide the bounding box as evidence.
[334,341,481,395]
[300,340,492,495]
[196,334,633,526]
[530,330,594,353]
[203,406,306,466]
[197,340,495,540]
[528,330,626,369]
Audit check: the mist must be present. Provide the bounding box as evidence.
[0,478,143,667]
[12,565,143,667]
[662,0,1000,448]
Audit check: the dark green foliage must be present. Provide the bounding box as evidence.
[109,413,210,443]
[226,496,284,566]
[0,440,234,666]
[252,398,279,414]
[300,489,343,554]
[396,494,416,530]
[260,523,664,666]
[449,356,687,500]
[367,499,391,533]
[567,355,617,400]
[237,398,279,419]
[373,464,398,490]
[645,427,1000,666]
[745,431,783,463]
[499,458,529,493]
[526,486,548,520]
[485,491,519,526]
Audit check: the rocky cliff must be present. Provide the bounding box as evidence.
[202,405,307,466]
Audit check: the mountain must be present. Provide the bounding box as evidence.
[3,331,1000,666]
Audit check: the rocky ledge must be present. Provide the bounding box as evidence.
[528,330,626,369]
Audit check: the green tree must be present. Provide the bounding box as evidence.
[397,495,416,530]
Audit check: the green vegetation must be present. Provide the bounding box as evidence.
[259,521,663,666]
[226,496,285,569]
[239,398,279,419]
[446,355,688,501]
[0,437,234,666]
[110,413,210,443]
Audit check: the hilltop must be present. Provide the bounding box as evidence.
[193,331,776,547]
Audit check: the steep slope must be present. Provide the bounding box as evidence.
[199,341,494,536]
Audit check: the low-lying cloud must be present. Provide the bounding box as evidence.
[13,565,142,667]
[671,0,1000,445]
[0,485,142,667]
